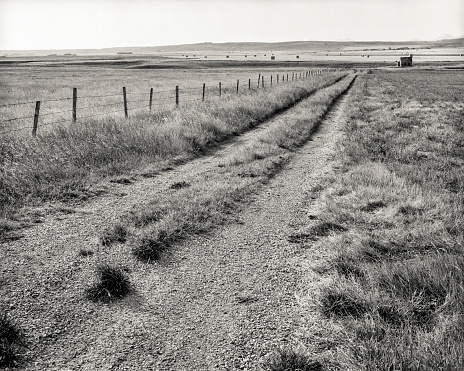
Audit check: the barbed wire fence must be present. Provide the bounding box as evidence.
[0,69,335,137]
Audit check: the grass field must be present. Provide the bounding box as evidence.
[0,64,344,222]
[300,69,464,370]
[0,62,324,135]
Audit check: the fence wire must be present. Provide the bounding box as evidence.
[0,101,35,109]
[0,69,336,135]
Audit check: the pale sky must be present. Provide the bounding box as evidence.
[0,0,463,50]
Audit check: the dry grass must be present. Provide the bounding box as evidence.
[0,72,346,221]
[118,75,355,262]
[304,69,464,370]
[263,347,323,371]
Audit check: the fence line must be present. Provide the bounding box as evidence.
[0,69,338,136]
[0,101,36,109]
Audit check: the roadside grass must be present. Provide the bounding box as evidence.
[104,75,356,262]
[0,73,346,221]
[305,70,464,370]
[263,347,323,371]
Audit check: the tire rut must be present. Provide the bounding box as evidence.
[0,75,355,370]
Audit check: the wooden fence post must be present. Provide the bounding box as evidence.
[271,75,273,86]
[249,79,251,90]
[149,88,153,111]
[202,83,205,101]
[123,87,128,118]
[219,82,221,97]
[237,79,239,93]
[277,75,279,83]
[176,86,179,106]
[258,73,261,88]
[72,88,77,123]
[262,76,264,88]
[32,101,40,137]
[287,74,289,82]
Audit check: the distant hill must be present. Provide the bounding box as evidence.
[1,38,463,57]
[435,34,456,41]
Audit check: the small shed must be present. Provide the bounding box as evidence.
[399,55,413,67]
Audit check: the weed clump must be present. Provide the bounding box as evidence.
[86,264,131,302]
[100,223,128,246]
[132,230,172,262]
[264,348,323,371]
[0,312,25,367]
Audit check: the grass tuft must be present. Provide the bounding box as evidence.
[86,263,132,302]
[263,348,323,371]
[288,222,347,243]
[320,287,370,318]
[332,254,365,279]
[132,230,172,262]
[110,177,133,184]
[100,223,128,246]
[377,304,406,327]
[169,181,190,189]
[79,249,94,257]
[0,312,25,367]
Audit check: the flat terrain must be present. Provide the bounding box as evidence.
[1,58,463,370]
[1,73,355,369]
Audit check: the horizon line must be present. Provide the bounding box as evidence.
[1,37,463,52]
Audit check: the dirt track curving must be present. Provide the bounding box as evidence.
[1,76,354,370]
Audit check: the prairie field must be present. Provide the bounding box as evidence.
[0,62,319,134]
[299,68,464,370]
[0,62,341,219]
[0,58,463,370]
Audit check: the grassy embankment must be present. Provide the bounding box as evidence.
[0,73,345,226]
[300,70,463,370]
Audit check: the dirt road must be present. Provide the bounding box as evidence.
[1,77,353,370]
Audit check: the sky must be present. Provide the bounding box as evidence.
[0,0,463,50]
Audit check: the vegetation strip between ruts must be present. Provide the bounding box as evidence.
[102,75,356,262]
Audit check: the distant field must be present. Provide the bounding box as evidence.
[0,61,326,136]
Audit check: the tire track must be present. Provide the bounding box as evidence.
[0,74,355,369]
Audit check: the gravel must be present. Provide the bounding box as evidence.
[0,84,351,370]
